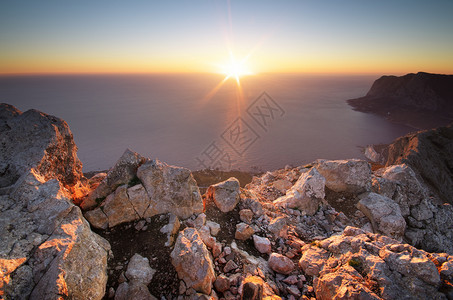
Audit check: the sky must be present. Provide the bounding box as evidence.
[1,0,453,75]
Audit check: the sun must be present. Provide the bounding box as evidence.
[219,54,253,84]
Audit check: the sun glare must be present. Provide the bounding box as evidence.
[220,54,253,84]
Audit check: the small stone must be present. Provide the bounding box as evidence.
[283,275,298,285]
[193,213,206,228]
[287,285,301,297]
[108,287,115,298]
[214,274,230,292]
[224,260,238,273]
[206,220,221,236]
[240,209,254,224]
[268,253,295,275]
[179,281,186,295]
[224,247,232,255]
[235,223,255,240]
[253,235,271,254]
[212,242,222,258]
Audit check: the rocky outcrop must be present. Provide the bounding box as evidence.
[0,103,82,193]
[0,105,109,299]
[309,226,446,300]
[170,228,216,295]
[85,158,203,228]
[347,72,453,128]
[206,177,240,213]
[274,167,325,215]
[81,149,146,210]
[381,124,453,205]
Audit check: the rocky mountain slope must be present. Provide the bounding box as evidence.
[348,72,453,129]
[1,103,453,299]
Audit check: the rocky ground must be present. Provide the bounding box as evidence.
[1,103,453,300]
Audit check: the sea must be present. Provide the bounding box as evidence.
[0,73,414,172]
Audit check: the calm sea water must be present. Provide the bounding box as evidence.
[0,73,413,172]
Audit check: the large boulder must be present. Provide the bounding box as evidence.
[138,159,203,219]
[170,228,215,294]
[315,159,371,194]
[0,104,109,299]
[85,158,203,228]
[0,104,82,193]
[81,149,146,210]
[274,167,325,215]
[1,171,110,299]
[357,192,406,241]
[206,177,240,213]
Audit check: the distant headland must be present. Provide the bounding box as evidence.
[348,72,453,129]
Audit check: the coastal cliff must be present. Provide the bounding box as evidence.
[348,72,453,129]
[1,103,453,299]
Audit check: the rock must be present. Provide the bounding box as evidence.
[193,213,207,228]
[0,104,82,193]
[364,145,382,163]
[357,192,406,241]
[103,185,140,228]
[235,223,255,240]
[314,270,381,300]
[1,166,110,299]
[171,228,216,294]
[125,254,155,285]
[160,214,181,247]
[267,216,288,238]
[206,177,240,213]
[198,225,217,249]
[239,209,254,224]
[138,159,203,219]
[206,221,221,236]
[253,235,271,254]
[127,184,151,218]
[81,149,146,209]
[441,259,453,277]
[84,206,109,230]
[315,159,371,193]
[382,124,453,204]
[268,253,295,275]
[298,246,329,276]
[115,281,156,300]
[224,260,238,273]
[311,226,446,300]
[272,179,293,193]
[240,275,278,300]
[214,274,230,293]
[274,168,325,215]
[241,277,263,300]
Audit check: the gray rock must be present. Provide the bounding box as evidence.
[268,253,294,275]
[235,223,255,240]
[274,167,325,215]
[138,159,203,219]
[357,192,406,241]
[171,228,215,294]
[125,254,155,285]
[0,105,82,192]
[81,149,146,210]
[315,159,371,193]
[206,177,240,212]
[253,235,271,254]
[206,177,240,213]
